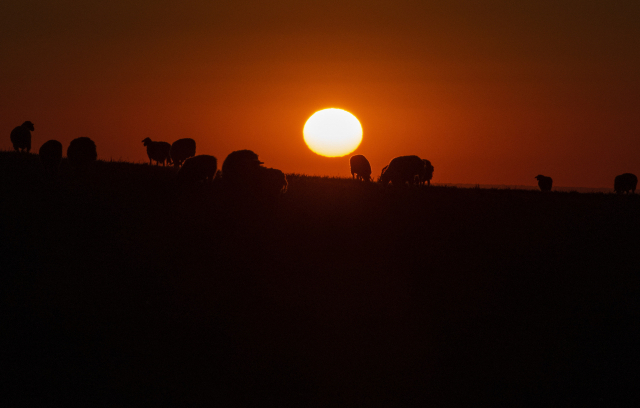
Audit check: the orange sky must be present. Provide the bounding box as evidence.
[2,1,639,187]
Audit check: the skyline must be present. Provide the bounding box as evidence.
[2,1,639,188]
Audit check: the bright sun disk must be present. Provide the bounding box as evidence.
[303,108,363,157]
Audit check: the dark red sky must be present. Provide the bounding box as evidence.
[2,1,639,187]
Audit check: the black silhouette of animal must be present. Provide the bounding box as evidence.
[221,149,263,187]
[535,175,553,192]
[170,138,196,167]
[39,140,63,175]
[379,155,424,186]
[257,167,288,196]
[177,155,217,184]
[349,155,372,181]
[142,138,171,166]
[614,173,637,194]
[10,121,34,152]
[67,137,97,170]
[419,159,434,186]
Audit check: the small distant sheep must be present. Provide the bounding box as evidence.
[10,121,34,153]
[535,175,553,192]
[67,137,97,170]
[614,173,637,194]
[349,155,372,181]
[39,140,63,175]
[170,138,196,167]
[142,138,171,166]
[379,155,424,186]
[221,149,263,187]
[419,159,434,186]
[177,155,217,185]
[257,167,288,196]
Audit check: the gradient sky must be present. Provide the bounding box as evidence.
[2,1,639,187]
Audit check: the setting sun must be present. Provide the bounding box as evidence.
[303,108,363,157]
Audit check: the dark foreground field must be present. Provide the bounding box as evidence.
[2,151,639,406]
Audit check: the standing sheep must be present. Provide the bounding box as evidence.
[10,121,34,153]
[419,159,435,186]
[67,137,97,170]
[221,149,263,188]
[177,155,217,184]
[535,175,553,192]
[614,173,637,194]
[379,155,424,186]
[170,138,196,168]
[349,155,372,181]
[142,138,172,166]
[39,140,63,175]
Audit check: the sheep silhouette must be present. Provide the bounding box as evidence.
[177,155,217,184]
[379,155,424,186]
[67,137,97,170]
[614,173,637,194]
[142,138,172,166]
[349,155,372,181]
[221,149,263,188]
[257,167,288,196]
[39,140,63,175]
[535,175,553,192]
[170,138,196,168]
[419,159,434,186]
[10,121,34,153]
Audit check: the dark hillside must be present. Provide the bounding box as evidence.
[2,151,639,406]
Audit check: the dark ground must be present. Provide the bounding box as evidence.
[1,151,639,407]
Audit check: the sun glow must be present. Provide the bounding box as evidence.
[303,108,363,157]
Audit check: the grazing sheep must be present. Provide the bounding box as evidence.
[10,121,34,153]
[349,154,372,181]
[142,137,171,166]
[39,140,63,175]
[67,137,97,170]
[419,159,435,186]
[535,175,553,192]
[170,138,196,167]
[221,149,263,187]
[177,155,217,185]
[378,165,389,182]
[379,155,424,186]
[257,167,288,196]
[614,173,637,194]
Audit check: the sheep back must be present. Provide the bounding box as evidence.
[349,155,372,181]
[380,155,423,186]
[67,137,97,170]
[170,138,196,167]
[177,155,217,184]
[535,175,553,192]
[614,173,637,194]
[221,150,263,187]
[10,121,34,153]
[39,140,63,175]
